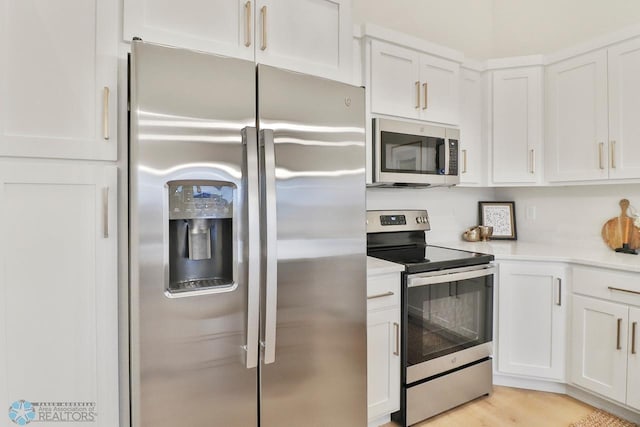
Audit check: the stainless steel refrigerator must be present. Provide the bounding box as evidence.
[128,40,367,427]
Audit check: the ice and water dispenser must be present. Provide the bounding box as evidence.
[167,180,235,294]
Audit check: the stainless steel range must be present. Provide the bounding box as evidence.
[367,210,495,426]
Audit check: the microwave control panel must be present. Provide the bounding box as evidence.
[448,140,458,175]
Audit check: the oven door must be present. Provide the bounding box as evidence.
[405,266,494,384]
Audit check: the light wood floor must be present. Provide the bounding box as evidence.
[382,386,595,427]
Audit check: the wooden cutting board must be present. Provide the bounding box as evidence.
[601,199,640,250]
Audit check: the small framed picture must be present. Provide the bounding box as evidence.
[478,201,517,240]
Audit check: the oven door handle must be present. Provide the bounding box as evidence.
[407,266,496,287]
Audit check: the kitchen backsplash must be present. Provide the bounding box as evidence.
[366,186,496,243]
[496,184,640,248]
[368,183,640,250]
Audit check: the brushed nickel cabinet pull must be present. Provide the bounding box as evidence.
[260,6,267,51]
[244,1,252,47]
[462,149,468,173]
[530,149,535,174]
[422,82,428,110]
[608,286,640,296]
[415,81,420,109]
[599,142,605,170]
[103,187,109,238]
[617,318,622,350]
[611,140,616,169]
[632,321,637,355]
[556,278,562,306]
[393,322,400,356]
[367,291,394,300]
[102,87,110,140]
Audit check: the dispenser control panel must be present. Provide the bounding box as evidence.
[168,181,234,220]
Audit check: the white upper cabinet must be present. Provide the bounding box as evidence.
[370,40,459,125]
[459,68,484,185]
[546,38,640,183]
[491,67,543,185]
[607,37,640,180]
[0,0,118,160]
[546,50,609,182]
[254,0,351,82]
[418,54,460,124]
[124,0,352,82]
[124,0,255,61]
[370,41,421,120]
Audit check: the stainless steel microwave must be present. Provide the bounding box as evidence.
[372,118,460,187]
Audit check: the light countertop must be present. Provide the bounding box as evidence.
[367,256,404,276]
[430,240,640,273]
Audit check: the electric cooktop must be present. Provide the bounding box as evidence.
[367,244,494,274]
[366,209,494,274]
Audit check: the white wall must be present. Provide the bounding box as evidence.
[352,0,494,59]
[492,0,640,58]
[495,184,640,248]
[355,0,640,59]
[367,186,496,242]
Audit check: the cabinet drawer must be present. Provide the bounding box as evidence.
[367,273,401,311]
[573,266,640,306]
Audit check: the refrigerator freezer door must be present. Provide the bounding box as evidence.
[258,65,368,426]
[129,41,258,427]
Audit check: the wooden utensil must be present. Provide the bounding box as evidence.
[601,199,640,251]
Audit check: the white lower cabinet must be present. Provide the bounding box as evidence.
[0,161,118,426]
[571,266,640,411]
[627,307,640,410]
[571,295,629,403]
[367,308,400,420]
[367,270,401,424]
[497,262,567,381]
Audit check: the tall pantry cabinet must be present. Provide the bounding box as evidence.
[0,0,119,424]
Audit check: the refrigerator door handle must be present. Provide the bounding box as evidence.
[243,127,260,369]
[261,129,278,364]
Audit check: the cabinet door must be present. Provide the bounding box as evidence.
[491,67,542,185]
[367,308,400,422]
[571,295,628,403]
[545,50,608,182]
[627,307,640,410]
[459,68,484,186]
[255,0,351,82]
[0,0,117,160]
[497,262,566,380]
[418,54,459,125]
[370,40,421,120]
[123,0,254,61]
[0,161,118,426]
[608,37,640,180]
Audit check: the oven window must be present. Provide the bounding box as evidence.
[380,131,445,175]
[406,274,493,366]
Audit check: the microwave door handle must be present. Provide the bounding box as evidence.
[260,129,278,365]
[243,127,260,369]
